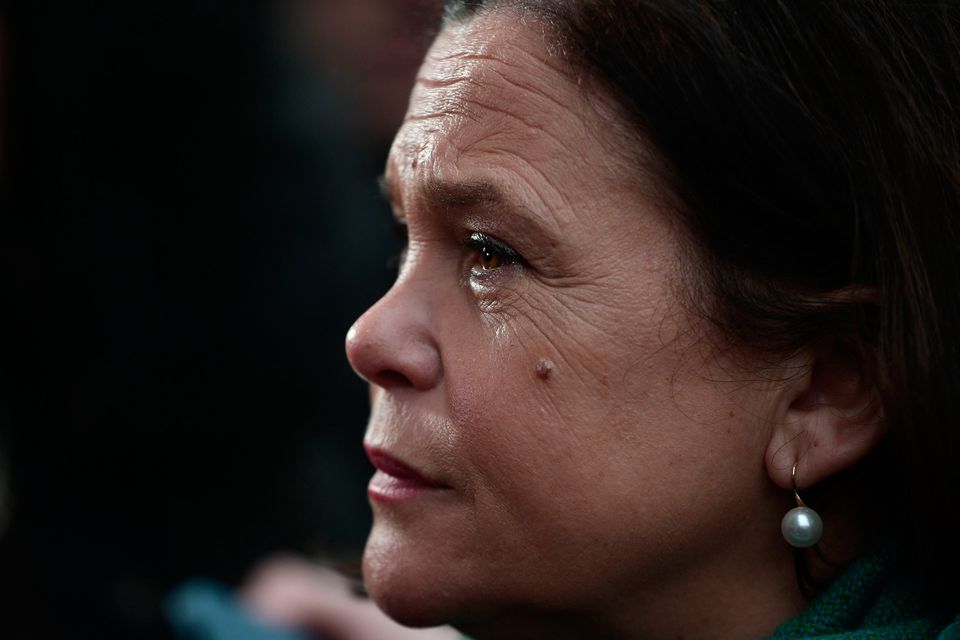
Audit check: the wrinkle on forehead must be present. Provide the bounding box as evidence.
[386,9,658,226]
[407,17,578,126]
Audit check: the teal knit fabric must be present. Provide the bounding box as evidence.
[768,550,960,639]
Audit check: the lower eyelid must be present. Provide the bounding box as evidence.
[469,262,523,285]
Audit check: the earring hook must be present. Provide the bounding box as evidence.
[792,461,807,508]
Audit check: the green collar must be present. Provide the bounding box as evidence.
[768,549,960,639]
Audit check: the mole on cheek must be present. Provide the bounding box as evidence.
[535,358,555,381]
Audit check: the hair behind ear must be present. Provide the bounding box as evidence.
[556,1,960,607]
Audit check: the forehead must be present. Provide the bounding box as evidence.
[410,15,574,126]
[388,11,631,199]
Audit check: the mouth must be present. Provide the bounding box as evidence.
[364,445,451,504]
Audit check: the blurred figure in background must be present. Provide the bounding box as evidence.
[0,0,438,637]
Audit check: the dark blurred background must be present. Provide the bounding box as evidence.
[0,0,440,637]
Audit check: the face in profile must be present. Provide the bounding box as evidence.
[346,10,800,639]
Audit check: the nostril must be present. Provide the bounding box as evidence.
[374,370,414,389]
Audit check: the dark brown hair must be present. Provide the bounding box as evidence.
[446,0,960,608]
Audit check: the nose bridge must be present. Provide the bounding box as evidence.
[345,270,443,392]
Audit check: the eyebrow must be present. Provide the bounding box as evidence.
[377,173,503,210]
[377,172,561,256]
[420,178,503,208]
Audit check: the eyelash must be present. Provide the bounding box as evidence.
[465,232,523,274]
[385,223,523,281]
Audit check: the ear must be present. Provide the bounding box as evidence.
[765,340,886,491]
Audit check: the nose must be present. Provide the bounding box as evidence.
[345,282,443,391]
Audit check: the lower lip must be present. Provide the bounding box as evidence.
[368,470,444,504]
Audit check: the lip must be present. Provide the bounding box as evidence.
[364,445,451,504]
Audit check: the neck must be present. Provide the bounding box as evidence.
[603,538,806,639]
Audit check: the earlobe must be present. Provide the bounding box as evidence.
[765,341,886,492]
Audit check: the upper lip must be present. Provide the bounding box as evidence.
[364,445,449,488]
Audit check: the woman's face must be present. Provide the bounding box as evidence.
[347,11,793,637]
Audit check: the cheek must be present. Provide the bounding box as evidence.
[441,308,645,517]
[441,290,759,529]
[442,321,577,489]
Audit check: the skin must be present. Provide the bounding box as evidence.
[344,10,869,640]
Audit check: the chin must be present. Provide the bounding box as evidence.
[362,523,469,628]
[364,540,603,640]
[361,523,603,640]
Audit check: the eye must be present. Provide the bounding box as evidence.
[466,232,522,273]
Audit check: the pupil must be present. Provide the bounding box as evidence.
[482,247,500,269]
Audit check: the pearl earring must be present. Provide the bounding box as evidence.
[780,461,823,548]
